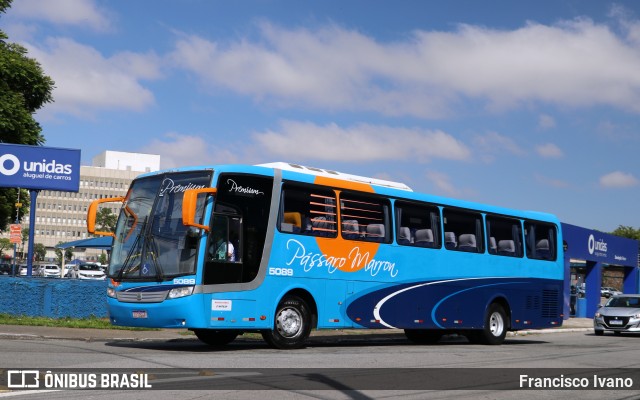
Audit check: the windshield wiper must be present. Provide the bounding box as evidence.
[116,216,148,281]
[143,227,165,282]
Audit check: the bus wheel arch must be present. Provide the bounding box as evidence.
[262,289,317,349]
[468,297,511,345]
[489,296,511,330]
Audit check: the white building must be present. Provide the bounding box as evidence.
[92,150,160,172]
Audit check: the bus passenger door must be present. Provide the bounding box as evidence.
[204,213,243,284]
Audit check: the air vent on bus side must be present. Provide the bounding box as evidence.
[541,289,559,318]
[525,295,540,311]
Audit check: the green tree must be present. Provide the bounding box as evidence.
[611,226,640,241]
[96,208,118,233]
[98,252,108,265]
[54,242,73,265]
[0,237,10,258]
[19,226,28,258]
[34,243,46,261]
[0,0,55,231]
[0,188,28,232]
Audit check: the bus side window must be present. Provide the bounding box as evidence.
[341,193,391,243]
[395,201,440,248]
[486,216,523,258]
[442,208,484,253]
[279,184,337,237]
[524,221,557,261]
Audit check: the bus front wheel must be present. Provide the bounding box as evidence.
[192,329,239,346]
[262,295,312,349]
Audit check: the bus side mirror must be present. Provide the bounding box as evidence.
[182,188,217,232]
[87,196,125,237]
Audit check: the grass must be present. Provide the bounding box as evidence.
[0,313,157,331]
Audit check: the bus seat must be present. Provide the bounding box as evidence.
[489,237,497,254]
[366,224,385,242]
[397,226,412,245]
[342,219,360,239]
[301,216,313,233]
[498,240,516,256]
[445,231,457,249]
[284,212,302,233]
[536,239,551,259]
[414,228,434,247]
[458,234,477,252]
[312,216,332,236]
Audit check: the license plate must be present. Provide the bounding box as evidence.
[132,310,147,319]
[609,320,623,325]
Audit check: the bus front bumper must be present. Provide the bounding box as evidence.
[107,296,204,329]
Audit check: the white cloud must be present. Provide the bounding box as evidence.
[25,38,161,116]
[170,16,640,118]
[534,173,569,188]
[536,143,563,158]
[473,131,525,162]
[426,171,458,197]
[599,171,639,188]
[538,114,556,129]
[140,133,239,169]
[252,121,471,163]
[10,0,112,31]
[609,4,640,46]
[139,122,472,169]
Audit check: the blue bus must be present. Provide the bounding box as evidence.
[87,162,564,349]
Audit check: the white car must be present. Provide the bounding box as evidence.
[19,264,42,276]
[41,264,61,278]
[64,264,78,278]
[601,287,623,298]
[77,263,106,280]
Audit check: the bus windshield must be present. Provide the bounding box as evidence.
[109,171,212,280]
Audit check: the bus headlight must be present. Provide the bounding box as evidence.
[168,286,194,299]
[107,287,116,298]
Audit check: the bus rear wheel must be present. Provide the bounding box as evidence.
[262,295,312,349]
[473,303,508,345]
[192,329,239,346]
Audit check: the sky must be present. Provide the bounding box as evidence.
[2,0,639,233]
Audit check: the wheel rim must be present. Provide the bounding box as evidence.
[489,311,504,337]
[275,307,302,338]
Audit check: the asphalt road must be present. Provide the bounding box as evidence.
[1,325,639,400]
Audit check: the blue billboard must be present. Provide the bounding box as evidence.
[0,144,80,192]
[562,223,638,266]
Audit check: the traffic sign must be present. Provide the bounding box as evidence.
[9,224,21,244]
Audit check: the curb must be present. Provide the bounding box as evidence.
[510,327,592,336]
[0,326,594,343]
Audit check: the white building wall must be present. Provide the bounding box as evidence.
[92,150,160,173]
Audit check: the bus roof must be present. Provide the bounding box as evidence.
[257,162,413,192]
[134,162,558,224]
